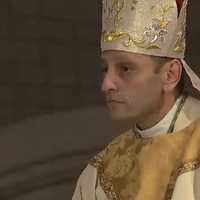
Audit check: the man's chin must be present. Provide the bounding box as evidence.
[109,111,132,121]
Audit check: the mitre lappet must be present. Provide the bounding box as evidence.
[101,0,200,91]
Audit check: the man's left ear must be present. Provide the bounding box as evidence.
[162,59,182,92]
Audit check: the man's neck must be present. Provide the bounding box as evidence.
[136,95,177,130]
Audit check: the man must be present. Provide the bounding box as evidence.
[73,0,200,199]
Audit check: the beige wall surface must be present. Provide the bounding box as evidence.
[0,0,199,199]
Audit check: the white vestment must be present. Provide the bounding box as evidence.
[72,96,200,200]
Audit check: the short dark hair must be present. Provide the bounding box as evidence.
[151,56,184,96]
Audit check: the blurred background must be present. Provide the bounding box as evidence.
[0,0,199,199]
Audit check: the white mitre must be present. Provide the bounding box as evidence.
[101,0,200,91]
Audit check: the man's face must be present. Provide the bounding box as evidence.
[101,50,165,121]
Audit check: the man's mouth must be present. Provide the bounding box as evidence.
[107,99,125,104]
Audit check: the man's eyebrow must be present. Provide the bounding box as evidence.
[116,61,139,68]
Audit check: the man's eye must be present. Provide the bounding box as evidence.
[101,67,108,73]
[120,66,131,72]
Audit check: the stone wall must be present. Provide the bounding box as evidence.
[0,0,102,127]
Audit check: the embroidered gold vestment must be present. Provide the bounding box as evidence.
[90,119,200,200]
[72,96,200,200]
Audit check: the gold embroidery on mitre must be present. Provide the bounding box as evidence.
[174,31,185,53]
[174,0,187,53]
[165,159,200,200]
[102,2,174,49]
[103,0,126,28]
[131,0,138,11]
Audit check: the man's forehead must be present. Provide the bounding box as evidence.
[101,50,152,62]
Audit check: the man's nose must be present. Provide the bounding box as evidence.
[101,71,117,93]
